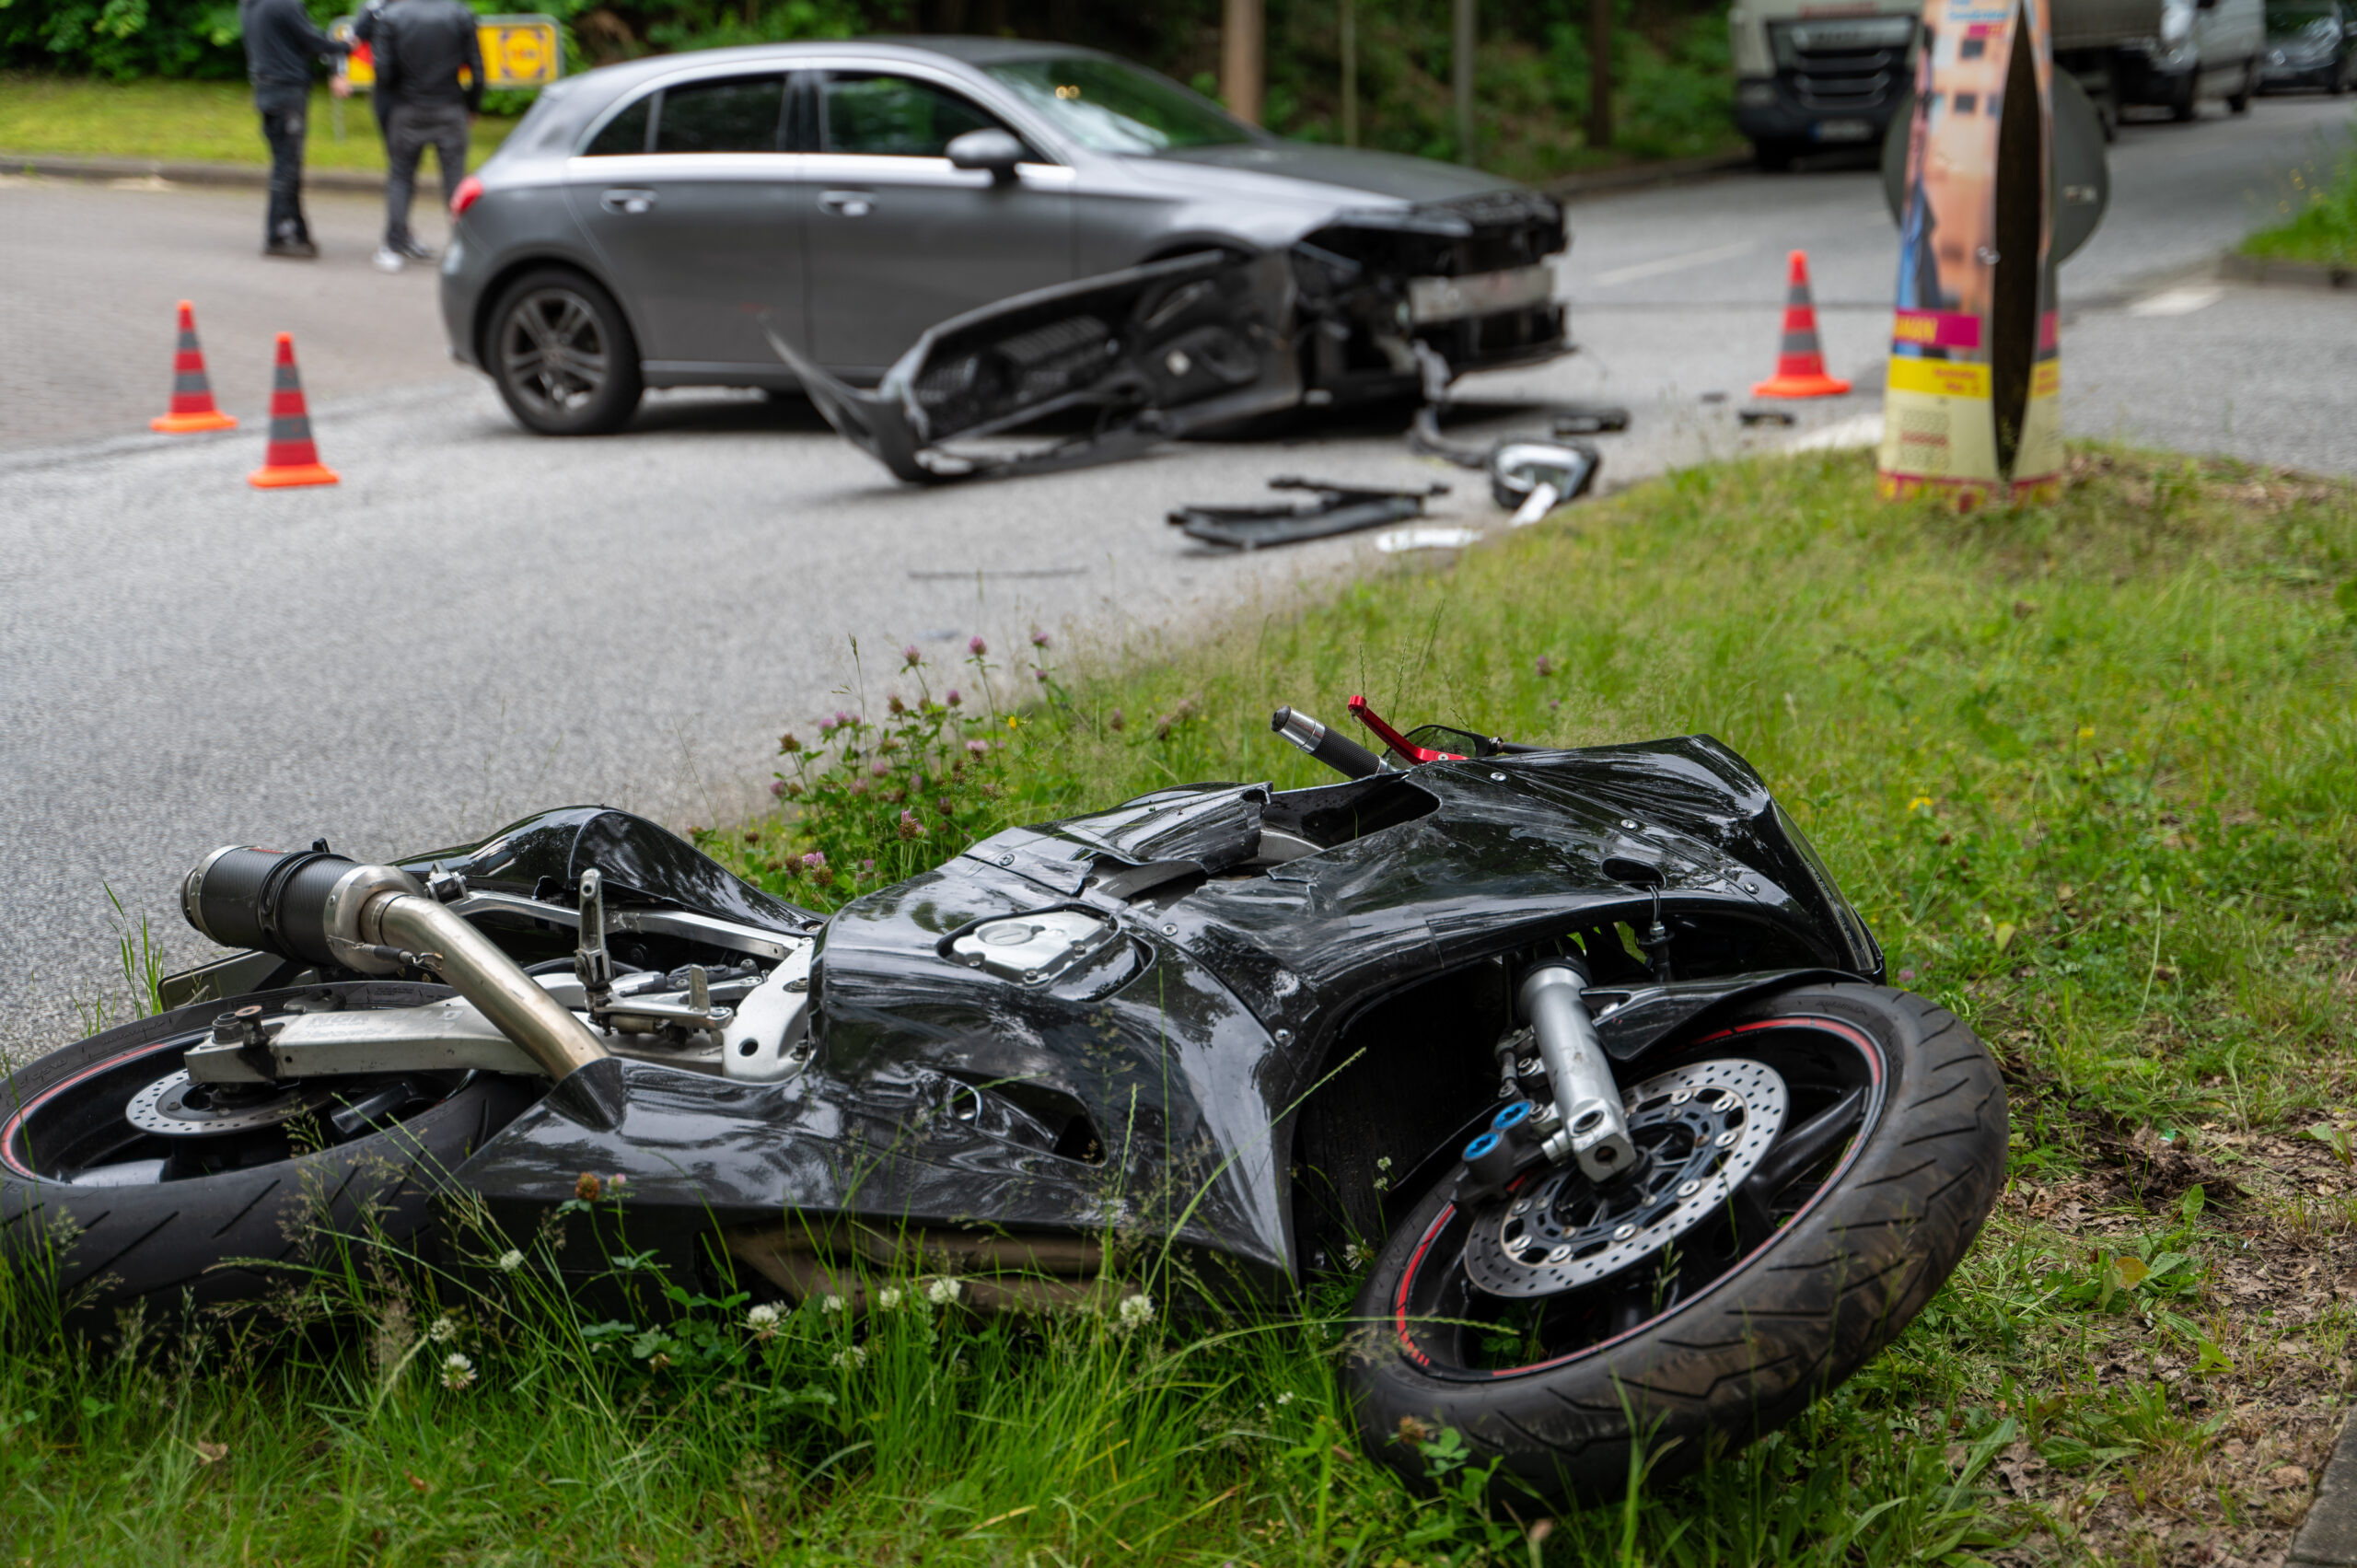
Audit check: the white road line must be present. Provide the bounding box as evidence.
[1585,241,1756,288]
[2128,285,2224,318]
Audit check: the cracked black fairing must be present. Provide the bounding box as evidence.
[451,735,1878,1300]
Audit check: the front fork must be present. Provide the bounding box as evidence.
[1518,960,1635,1183]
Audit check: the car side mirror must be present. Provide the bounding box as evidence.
[946,128,1026,182]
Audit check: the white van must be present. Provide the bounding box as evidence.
[2121,0,2266,116]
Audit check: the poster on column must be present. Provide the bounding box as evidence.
[1879,0,2063,505]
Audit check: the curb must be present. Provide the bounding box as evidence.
[1541,150,1752,203]
[0,151,385,192]
[2220,250,2356,291]
[2293,1406,2357,1566]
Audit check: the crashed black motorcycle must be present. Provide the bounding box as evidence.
[0,701,2004,1502]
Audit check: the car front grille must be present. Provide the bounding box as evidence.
[1769,17,1914,113]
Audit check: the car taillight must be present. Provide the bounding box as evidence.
[450,176,484,217]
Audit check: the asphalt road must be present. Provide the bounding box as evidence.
[2,94,2351,1053]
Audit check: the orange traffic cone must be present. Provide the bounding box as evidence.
[150,300,238,434]
[1751,250,1851,399]
[248,333,339,489]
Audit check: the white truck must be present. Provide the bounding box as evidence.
[1729,0,2241,168]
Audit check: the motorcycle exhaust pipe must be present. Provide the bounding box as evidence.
[1518,958,1636,1184]
[183,846,624,1128]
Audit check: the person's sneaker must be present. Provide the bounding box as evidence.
[262,239,319,260]
[371,245,406,274]
[394,237,437,262]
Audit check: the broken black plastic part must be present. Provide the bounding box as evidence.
[1738,408,1799,427]
[1169,476,1448,552]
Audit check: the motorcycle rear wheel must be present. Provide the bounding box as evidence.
[0,983,537,1334]
[1344,981,2005,1504]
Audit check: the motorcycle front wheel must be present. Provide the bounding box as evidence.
[1345,981,2006,1504]
[0,983,537,1333]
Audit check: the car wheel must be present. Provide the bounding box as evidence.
[2227,59,2255,111]
[486,268,644,436]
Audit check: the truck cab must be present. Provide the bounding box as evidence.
[1732,2,1919,169]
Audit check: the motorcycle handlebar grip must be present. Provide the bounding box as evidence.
[1271,705,1383,780]
[183,844,357,967]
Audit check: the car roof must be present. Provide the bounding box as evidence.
[567,34,1107,95]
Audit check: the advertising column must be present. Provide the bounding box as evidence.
[1879,0,2062,505]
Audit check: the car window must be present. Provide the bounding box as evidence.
[654,75,787,154]
[819,73,1007,157]
[981,56,1252,154]
[583,95,652,157]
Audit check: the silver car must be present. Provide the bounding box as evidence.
[440,36,1569,436]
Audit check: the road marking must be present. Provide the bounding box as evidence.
[1786,412,1884,453]
[1585,241,1755,288]
[2128,285,2223,317]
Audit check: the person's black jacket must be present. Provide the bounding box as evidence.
[239,0,344,104]
[375,0,485,113]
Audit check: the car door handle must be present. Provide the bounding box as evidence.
[818,190,875,217]
[599,188,657,215]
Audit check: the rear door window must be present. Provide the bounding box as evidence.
[653,74,788,153]
[583,95,652,156]
[818,72,1012,157]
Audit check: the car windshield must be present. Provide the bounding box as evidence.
[981,56,1253,154]
[2267,1,2337,29]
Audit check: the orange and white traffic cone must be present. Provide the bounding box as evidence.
[150,300,238,434]
[1751,250,1852,399]
[248,333,340,489]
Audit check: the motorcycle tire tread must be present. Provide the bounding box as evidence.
[0,991,537,1334]
[1343,981,2007,1505]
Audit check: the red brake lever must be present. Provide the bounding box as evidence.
[1347,695,1464,764]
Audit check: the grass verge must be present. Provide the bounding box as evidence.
[0,74,515,173]
[2242,123,2357,269]
[10,445,2356,1564]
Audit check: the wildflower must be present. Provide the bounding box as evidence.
[925,1276,963,1307]
[860,859,876,876]
[876,1287,904,1310]
[1342,1240,1370,1269]
[800,851,828,872]
[574,1171,602,1202]
[1005,715,1019,732]
[1907,795,1933,814]
[965,738,988,758]
[496,1249,523,1272]
[938,796,953,819]
[831,1345,867,1370]
[608,1173,626,1191]
[1034,668,1050,684]
[898,809,925,840]
[969,636,988,656]
[1116,1293,1155,1330]
[819,1295,845,1315]
[778,732,801,754]
[768,778,787,798]
[946,688,962,707]
[871,758,890,778]
[1535,655,1554,677]
[427,1313,461,1344]
[1030,627,1051,648]
[1897,968,1917,983]
[1276,1390,1295,1406]
[849,778,869,797]
[902,644,923,668]
[888,692,907,715]
[438,1353,475,1392]
[1109,708,1124,732]
[747,1303,782,1334]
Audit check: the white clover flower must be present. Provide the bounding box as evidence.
[427,1313,461,1344]
[876,1287,904,1310]
[1342,1240,1371,1269]
[746,1303,781,1332]
[1276,1390,1295,1406]
[495,1249,524,1272]
[1116,1293,1155,1330]
[925,1277,963,1307]
[819,1295,845,1315]
[438,1352,475,1391]
[830,1344,866,1370]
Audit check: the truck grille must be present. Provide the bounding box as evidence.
[1769,17,1915,112]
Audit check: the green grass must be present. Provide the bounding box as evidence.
[2242,123,2357,268]
[0,74,517,172]
[14,446,2357,1564]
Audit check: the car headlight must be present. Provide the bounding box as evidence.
[2160,0,2193,45]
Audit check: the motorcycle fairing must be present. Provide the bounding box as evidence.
[452,735,1881,1292]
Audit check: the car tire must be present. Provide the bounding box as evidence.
[2228,59,2256,111]
[485,267,644,436]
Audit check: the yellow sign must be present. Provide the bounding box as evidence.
[332,13,563,92]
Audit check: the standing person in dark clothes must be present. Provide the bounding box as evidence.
[239,0,346,258]
[371,0,484,274]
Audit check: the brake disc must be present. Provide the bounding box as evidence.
[1461,1058,1789,1299]
[124,1070,341,1138]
